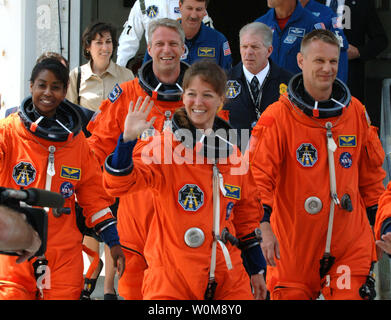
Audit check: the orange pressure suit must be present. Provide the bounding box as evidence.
[103,112,263,299]
[250,89,386,300]
[87,61,188,299]
[0,101,115,300]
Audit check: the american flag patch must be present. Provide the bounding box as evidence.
[223,41,231,56]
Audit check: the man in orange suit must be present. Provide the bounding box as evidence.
[249,29,385,300]
[87,18,188,300]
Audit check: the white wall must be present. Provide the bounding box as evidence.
[0,0,27,112]
[0,0,75,114]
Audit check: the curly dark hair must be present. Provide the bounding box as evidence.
[30,58,69,89]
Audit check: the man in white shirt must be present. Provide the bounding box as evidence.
[116,0,213,69]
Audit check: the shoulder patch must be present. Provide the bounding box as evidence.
[108,83,123,103]
[146,5,159,18]
[226,80,241,99]
[223,41,231,56]
[279,83,288,95]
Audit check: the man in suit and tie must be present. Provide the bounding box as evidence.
[222,22,293,151]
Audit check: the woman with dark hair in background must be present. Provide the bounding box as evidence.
[67,22,134,112]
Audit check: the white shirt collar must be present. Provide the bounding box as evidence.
[243,62,270,88]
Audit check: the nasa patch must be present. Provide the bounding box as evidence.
[178,184,204,212]
[296,143,318,167]
[12,162,36,187]
[108,83,123,103]
[226,80,241,99]
[60,182,74,199]
[339,152,353,168]
[146,5,159,18]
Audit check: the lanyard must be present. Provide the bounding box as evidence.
[246,68,271,118]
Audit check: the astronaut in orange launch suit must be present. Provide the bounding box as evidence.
[249,29,386,300]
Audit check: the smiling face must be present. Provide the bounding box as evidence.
[183,75,225,131]
[297,39,339,101]
[148,26,185,78]
[87,31,113,66]
[30,70,67,118]
[179,0,206,34]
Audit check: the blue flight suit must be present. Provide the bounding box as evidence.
[144,22,232,71]
[255,0,345,78]
[304,0,348,82]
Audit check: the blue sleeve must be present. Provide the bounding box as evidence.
[99,223,120,248]
[111,133,138,170]
[242,244,267,275]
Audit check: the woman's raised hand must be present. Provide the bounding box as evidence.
[123,96,156,142]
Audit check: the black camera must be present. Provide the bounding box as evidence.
[0,187,65,258]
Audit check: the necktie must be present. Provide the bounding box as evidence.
[250,76,260,103]
[329,0,338,13]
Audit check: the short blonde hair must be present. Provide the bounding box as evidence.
[300,29,340,55]
[147,18,185,46]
